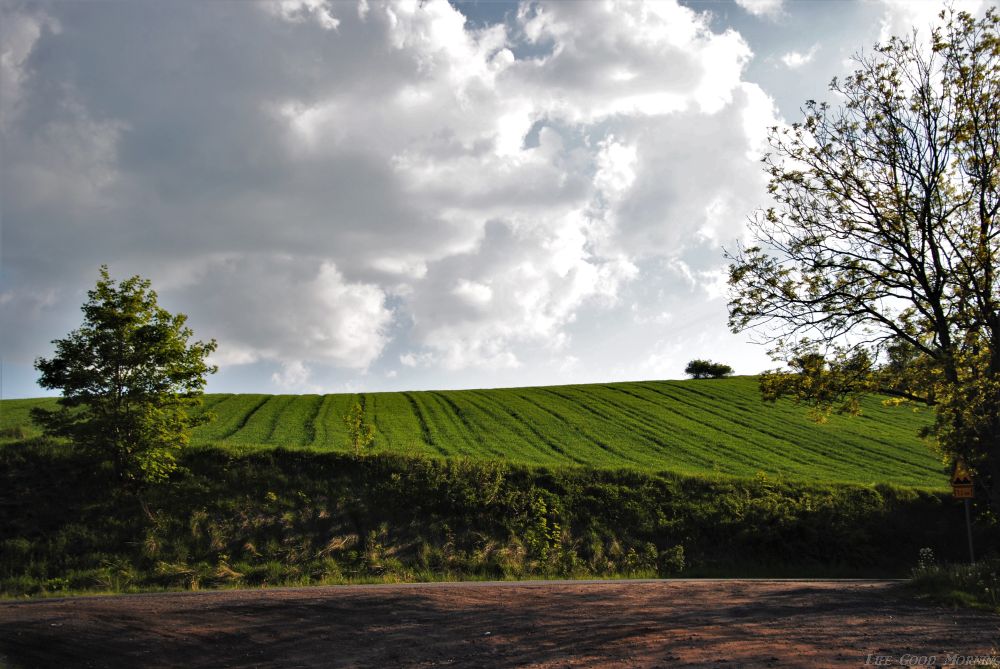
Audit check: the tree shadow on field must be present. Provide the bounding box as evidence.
[1,581,999,668]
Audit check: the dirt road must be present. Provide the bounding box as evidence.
[1,580,998,668]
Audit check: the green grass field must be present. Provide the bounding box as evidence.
[0,376,945,487]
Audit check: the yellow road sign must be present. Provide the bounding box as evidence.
[954,483,974,499]
[952,458,974,499]
[952,458,973,485]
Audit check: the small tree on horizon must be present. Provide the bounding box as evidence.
[344,401,375,457]
[684,359,734,379]
[32,266,217,488]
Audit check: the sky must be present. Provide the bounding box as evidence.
[0,0,992,398]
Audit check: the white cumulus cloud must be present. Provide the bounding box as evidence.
[735,0,784,19]
[780,44,819,69]
[173,255,393,371]
[2,0,791,392]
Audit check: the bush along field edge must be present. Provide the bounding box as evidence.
[0,438,985,598]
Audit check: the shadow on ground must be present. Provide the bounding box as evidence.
[1,580,998,668]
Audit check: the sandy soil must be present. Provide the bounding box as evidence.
[1,580,998,668]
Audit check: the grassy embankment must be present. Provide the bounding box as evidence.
[2,376,974,597]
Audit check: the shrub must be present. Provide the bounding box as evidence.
[0,444,982,596]
[658,545,685,576]
[907,555,1000,612]
[685,359,734,379]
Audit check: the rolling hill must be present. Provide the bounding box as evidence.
[0,376,945,487]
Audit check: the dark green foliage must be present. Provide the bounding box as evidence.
[0,439,979,597]
[906,553,1000,612]
[684,359,734,379]
[31,267,217,486]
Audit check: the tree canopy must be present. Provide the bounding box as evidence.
[33,266,217,486]
[727,9,1000,506]
[684,359,734,379]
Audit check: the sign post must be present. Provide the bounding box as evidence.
[951,459,975,564]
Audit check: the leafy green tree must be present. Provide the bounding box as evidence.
[727,10,1000,507]
[33,266,217,486]
[344,401,375,457]
[684,359,734,379]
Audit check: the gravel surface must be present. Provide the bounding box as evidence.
[1,580,998,668]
